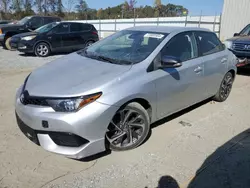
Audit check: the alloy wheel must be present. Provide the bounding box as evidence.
[36,44,49,57]
[106,108,146,149]
[220,73,233,100]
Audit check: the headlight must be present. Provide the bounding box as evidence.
[21,35,36,41]
[223,40,233,49]
[46,92,102,112]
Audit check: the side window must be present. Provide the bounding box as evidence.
[161,32,197,62]
[81,24,92,31]
[44,17,54,24]
[240,24,250,35]
[29,17,43,29]
[195,31,223,56]
[70,23,83,32]
[54,23,69,34]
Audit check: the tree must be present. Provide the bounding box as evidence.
[24,0,33,14]
[11,0,23,13]
[97,8,102,19]
[65,0,76,14]
[154,0,162,17]
[129,0,136,10]
[75,0,88,19]
[56,0,64,16]
[35,0,43,14]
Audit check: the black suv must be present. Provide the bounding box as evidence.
[0,15,61,49]
[224,24,250,67]
[11,22,99,57]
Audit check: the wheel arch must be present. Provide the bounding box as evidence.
[33,40,52,51]
[228,69,236,80]
[116,98,153,122]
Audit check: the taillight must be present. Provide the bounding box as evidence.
[0,29,2,34]
[92,31,98,35]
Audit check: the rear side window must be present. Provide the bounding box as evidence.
[195,31,224,56]
[55,23,69,33]
[70,23,82,32]
[70,23,92,32]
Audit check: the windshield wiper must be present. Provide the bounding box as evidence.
[97,56,117,64]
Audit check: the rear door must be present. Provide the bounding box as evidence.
[153,31,206,118]
[69,23,93,50]
[49,23,69,50]
[194,31,228,98]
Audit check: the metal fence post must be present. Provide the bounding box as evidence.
[185,15,188,27]
[198,11,202,28]
[157,17,159,26]
[115,19,117,31]
[213,13,217,32]
[99,19,101,35]
[218,13,222,39]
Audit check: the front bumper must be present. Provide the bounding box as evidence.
[16,41,34,53]
[15,86,119,159]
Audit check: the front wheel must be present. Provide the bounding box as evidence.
[106,102,150,151]
[35,42,50,57]
[213,72,234,102]
[4,37,12,50]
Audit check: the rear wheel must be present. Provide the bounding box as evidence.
[213,72,234,102]
[35,42,50,57]
[85,41,94,47]
[106,102,150,151]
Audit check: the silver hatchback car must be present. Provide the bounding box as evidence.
[15,26,237,159]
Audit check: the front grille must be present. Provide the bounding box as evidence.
[16,113,40,145]
[49,132,89,147]
[21,97,49,106]
[233,43,250,51]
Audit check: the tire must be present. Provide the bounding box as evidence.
[213,72,234,102]
[35,42,50,57]
[106,102,150,151]
[85,41,94,47]
[4,37,12,50]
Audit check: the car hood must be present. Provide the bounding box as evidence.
[13,32,38,38]
[25,52,131,97]
[0,24,23,30]
[227,35,250,43]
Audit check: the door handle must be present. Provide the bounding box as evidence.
[221,58,227,64]
[194,66,202,73]
[48,36,52,39]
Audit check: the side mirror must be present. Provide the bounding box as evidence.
[161,56,182,68]
[234,33,239,37]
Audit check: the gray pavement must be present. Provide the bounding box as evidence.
[0,48,250,188]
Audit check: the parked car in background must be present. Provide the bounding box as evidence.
[15,26,237,159]
[0,15,61,50]
[0,20,11,25]
[224,24,250,67]
[10,22,99,57]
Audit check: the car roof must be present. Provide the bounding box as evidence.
[126,26,210,34]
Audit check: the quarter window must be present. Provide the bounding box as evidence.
[195,32,223,56]
[161,32,197,62]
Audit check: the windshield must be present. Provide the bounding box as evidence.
[35,22,59,33]
[239,24,250,36]
[17,16,31,25]
[78,30,167,65]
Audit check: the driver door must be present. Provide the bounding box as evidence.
[151,32,206,119]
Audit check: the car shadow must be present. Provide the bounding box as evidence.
[152,129,250,188]
[237,67,250,76]
[18,51,71,57]
[151,98,211,129]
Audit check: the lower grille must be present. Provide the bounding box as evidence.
[16,113,40,145]
[49,132,89,147]
[22,97,49,106]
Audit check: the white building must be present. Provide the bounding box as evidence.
[220,0,250,40]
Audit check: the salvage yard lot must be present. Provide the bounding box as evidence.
[1,48,250,188]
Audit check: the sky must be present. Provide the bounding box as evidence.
[86,0,224,16]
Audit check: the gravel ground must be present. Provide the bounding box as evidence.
[1,48,250,188]
[0,48,63,71]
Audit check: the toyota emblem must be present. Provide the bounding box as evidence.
[244,45,250,50]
